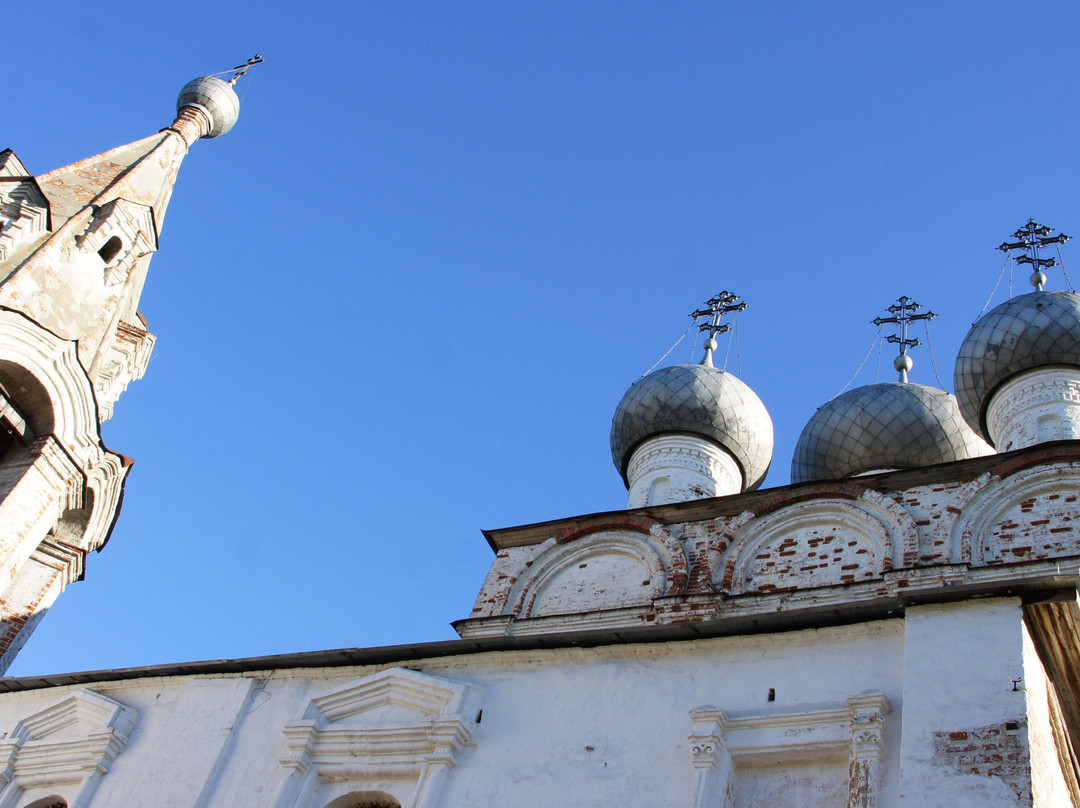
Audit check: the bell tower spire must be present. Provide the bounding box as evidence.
[0,69,249,672]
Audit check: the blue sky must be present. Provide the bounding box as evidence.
[5,1,1080,675]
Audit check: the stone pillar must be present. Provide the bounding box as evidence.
[985,367,1080,452]
[847,695,889,808]
[687,707,735,808]
[898,600,1034,807]
[626,434,741,508]
[0,436,82,587]
[0,539,83,672]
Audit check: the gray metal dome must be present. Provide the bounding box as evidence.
[791,383,991,483]
[954,290,1080,440]
[177,76,240,138]
[610,364,773,491]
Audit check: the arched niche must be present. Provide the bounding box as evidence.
[0,309,99,454]
[718,490,916,595]
[324,793,400,808]
[951,462,1080,566]
[23,798,67,808]
[509,525,687,619]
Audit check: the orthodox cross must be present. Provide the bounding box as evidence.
[691,291,747,367]
[228,54,265,86]
[872,296,935,383]
[998,219,1070,291]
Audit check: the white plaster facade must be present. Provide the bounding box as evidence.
[0,597,1060,807]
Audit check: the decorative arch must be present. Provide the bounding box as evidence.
[0,689,136,808]
[274,668,476,808]
[951,462,1080,566]
[508,523,688,619]
[0,309,128,555]
[0,309,99,454]
[717,490,917,595]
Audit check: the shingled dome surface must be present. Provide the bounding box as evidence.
[610,364,773,491]
[954,290,1080,440]
[791,383,991,483]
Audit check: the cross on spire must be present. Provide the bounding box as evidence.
[228,54,264,86]
[872,296,936,383]
[998,219,1070,291]
[691,291,747,368]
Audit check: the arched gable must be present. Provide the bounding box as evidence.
[508,521,688,619]
[951,462,1080,566]
[717,488,917,595]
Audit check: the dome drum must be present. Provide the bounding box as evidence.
[625,433,743,507]
[954,290,1080,442]
[984,367,1080,451]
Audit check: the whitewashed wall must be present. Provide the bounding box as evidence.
[0,600,1063,808]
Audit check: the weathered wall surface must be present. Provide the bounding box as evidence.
[0,603,1057,808]
[461,448,1080,640]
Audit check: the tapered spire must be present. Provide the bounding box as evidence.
[0,72,246,418]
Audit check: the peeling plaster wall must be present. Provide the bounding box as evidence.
[0,619,906,807]
[0,600,1065,807]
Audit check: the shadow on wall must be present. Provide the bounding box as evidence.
[24,797,67,808]
[323,793,401,808]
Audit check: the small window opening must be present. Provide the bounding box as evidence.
[25,798,68,808]
[768,688,776,702]
[98,236,123,264]
[324,794,401,808]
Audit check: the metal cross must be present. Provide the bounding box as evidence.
[690,291,748,340]
[690,291,747,368]
[998,219,1070,291]
[873,296,935,382]
[228,54,265,87]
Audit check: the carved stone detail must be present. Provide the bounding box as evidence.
[0,152,50,266]
[75,199,156,286]
[847,695,889,808]
[986,367,1080,451]
[273,667,478,808]
[94,320,155,421]
[0,689,137,808]
[627,434,742,507]
[688,693,890,808]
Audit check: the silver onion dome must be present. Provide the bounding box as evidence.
[954,290,1080,440]
[610,364,774,491]
[791,383,991,483]
[177,76,241,138]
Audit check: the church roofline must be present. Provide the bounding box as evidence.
[0,563,1075,695]
[483,441,1080,551]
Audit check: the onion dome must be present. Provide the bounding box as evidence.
[791,382,991,482]
[176,76,241,138]
[954,290,1080,440]
[610,363,774,491]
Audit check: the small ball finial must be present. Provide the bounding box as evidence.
[894,353,914,373]
[176,76,241,139]
[1031,270,1048,290]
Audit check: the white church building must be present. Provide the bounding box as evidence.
[0,73,1078,808]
